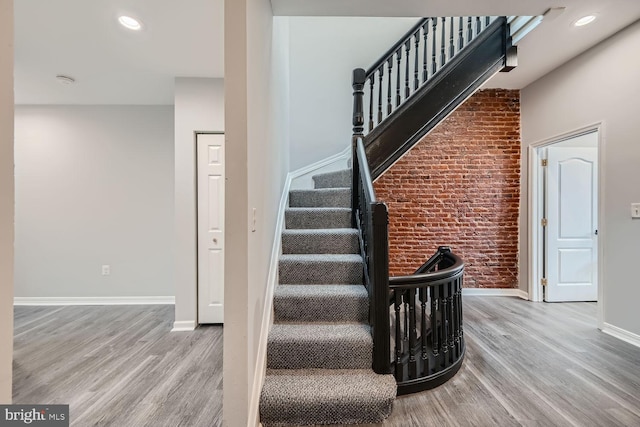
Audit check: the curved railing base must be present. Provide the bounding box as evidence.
[396,341,465,395]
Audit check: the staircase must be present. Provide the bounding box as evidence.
[260,169,397,426]
[260,13,542,426]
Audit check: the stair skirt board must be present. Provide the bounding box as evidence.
[259,168,396,425]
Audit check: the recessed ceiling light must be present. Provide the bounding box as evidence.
[56,75,76,85]
[118,15,142,31]
[574,15,596,27]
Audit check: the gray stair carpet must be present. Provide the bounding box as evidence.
[285,207,351,229]
[260,169,396,426]
[312,169,352,189]
[289,188,351,208]
[282,229,359,254]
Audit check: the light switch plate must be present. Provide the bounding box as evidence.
[632,203,640,219]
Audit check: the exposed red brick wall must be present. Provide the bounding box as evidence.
[373,89,520,288]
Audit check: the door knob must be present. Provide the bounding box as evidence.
[213,238,218,244]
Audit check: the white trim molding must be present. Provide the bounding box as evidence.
[602,323,640,349]
[291,145,351,179]
[289,146,351,190]
[171,320,197,332]
[527,122,605,326]
[14,296,175,306]
[248,171,292,424]
[462,288,529,299]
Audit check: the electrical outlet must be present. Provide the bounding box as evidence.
[632,203,640,219]
[102,265,110,276]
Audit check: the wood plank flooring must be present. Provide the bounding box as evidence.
[13,305,222,427]
[350,297,640,427]
[13,297,640,426]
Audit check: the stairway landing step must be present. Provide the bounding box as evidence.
[260,369,396,426]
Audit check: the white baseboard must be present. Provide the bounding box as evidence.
[462,288,529,300]
[171,320,197,332]
[248,171,291,425]
[14,296,176,306]
[602,323,640,349]
[289,146,351,190]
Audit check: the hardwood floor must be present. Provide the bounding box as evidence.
[13,298,640,427]
[352,297,640,427]
[13,305,222,427]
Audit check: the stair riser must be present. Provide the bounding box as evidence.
[279,260,362,285]
[282,232,359,254]
[267,341,372,370]
[285,210,351,229]
[289,189,351,208]
[274,295,368,323]
[261,400,394,426]
[260,371,397,426]
[312,170,351,189]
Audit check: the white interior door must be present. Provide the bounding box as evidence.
[545,146,598,302]
[197,133,225,323]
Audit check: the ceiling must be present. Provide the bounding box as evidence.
[14,0,224,105]
[14,0,640,104]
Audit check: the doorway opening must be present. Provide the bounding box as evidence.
[528,125,604,326]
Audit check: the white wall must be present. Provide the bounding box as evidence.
[224,0,290,425]
[14,106,174,299]
[288,17,419,170]
[173,77,224,328]
[0,0,14,403]
[521,21,640,336]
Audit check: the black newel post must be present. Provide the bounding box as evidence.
[351,68,366,228]
[352,68,366,141]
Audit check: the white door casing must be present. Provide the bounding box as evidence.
[545,146,598,302]
[197,133,225,323]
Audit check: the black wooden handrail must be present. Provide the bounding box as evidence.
[390,250,464,288]
[352,136,390,375]
[414,245,455,274]
[355,138,376,202]
[366,18,428,77]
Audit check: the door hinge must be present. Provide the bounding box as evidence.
[541,159,548,166]
[541,278,548,286]
[541,218,548,227]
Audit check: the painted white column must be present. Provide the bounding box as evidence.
[0,0,15,404]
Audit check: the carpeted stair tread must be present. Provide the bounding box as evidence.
[279,254,363,285]
[285,207,351,229]
[289,188,351,208]
[260,369,397,426]
[312,169,352,189]
[267,324,372,369]
[274,285,368,322]
[282,228,359,254]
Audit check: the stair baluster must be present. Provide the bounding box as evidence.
[404,40,411,98]
[449,17,455,59]
[431,18,437,75]
[440,17,446,67]
[422,21,429,82]
[387,58,393,115]
[377,66,384,125]
[413,30,420,90]
[368,74,375,131]
[395,48,402,106]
